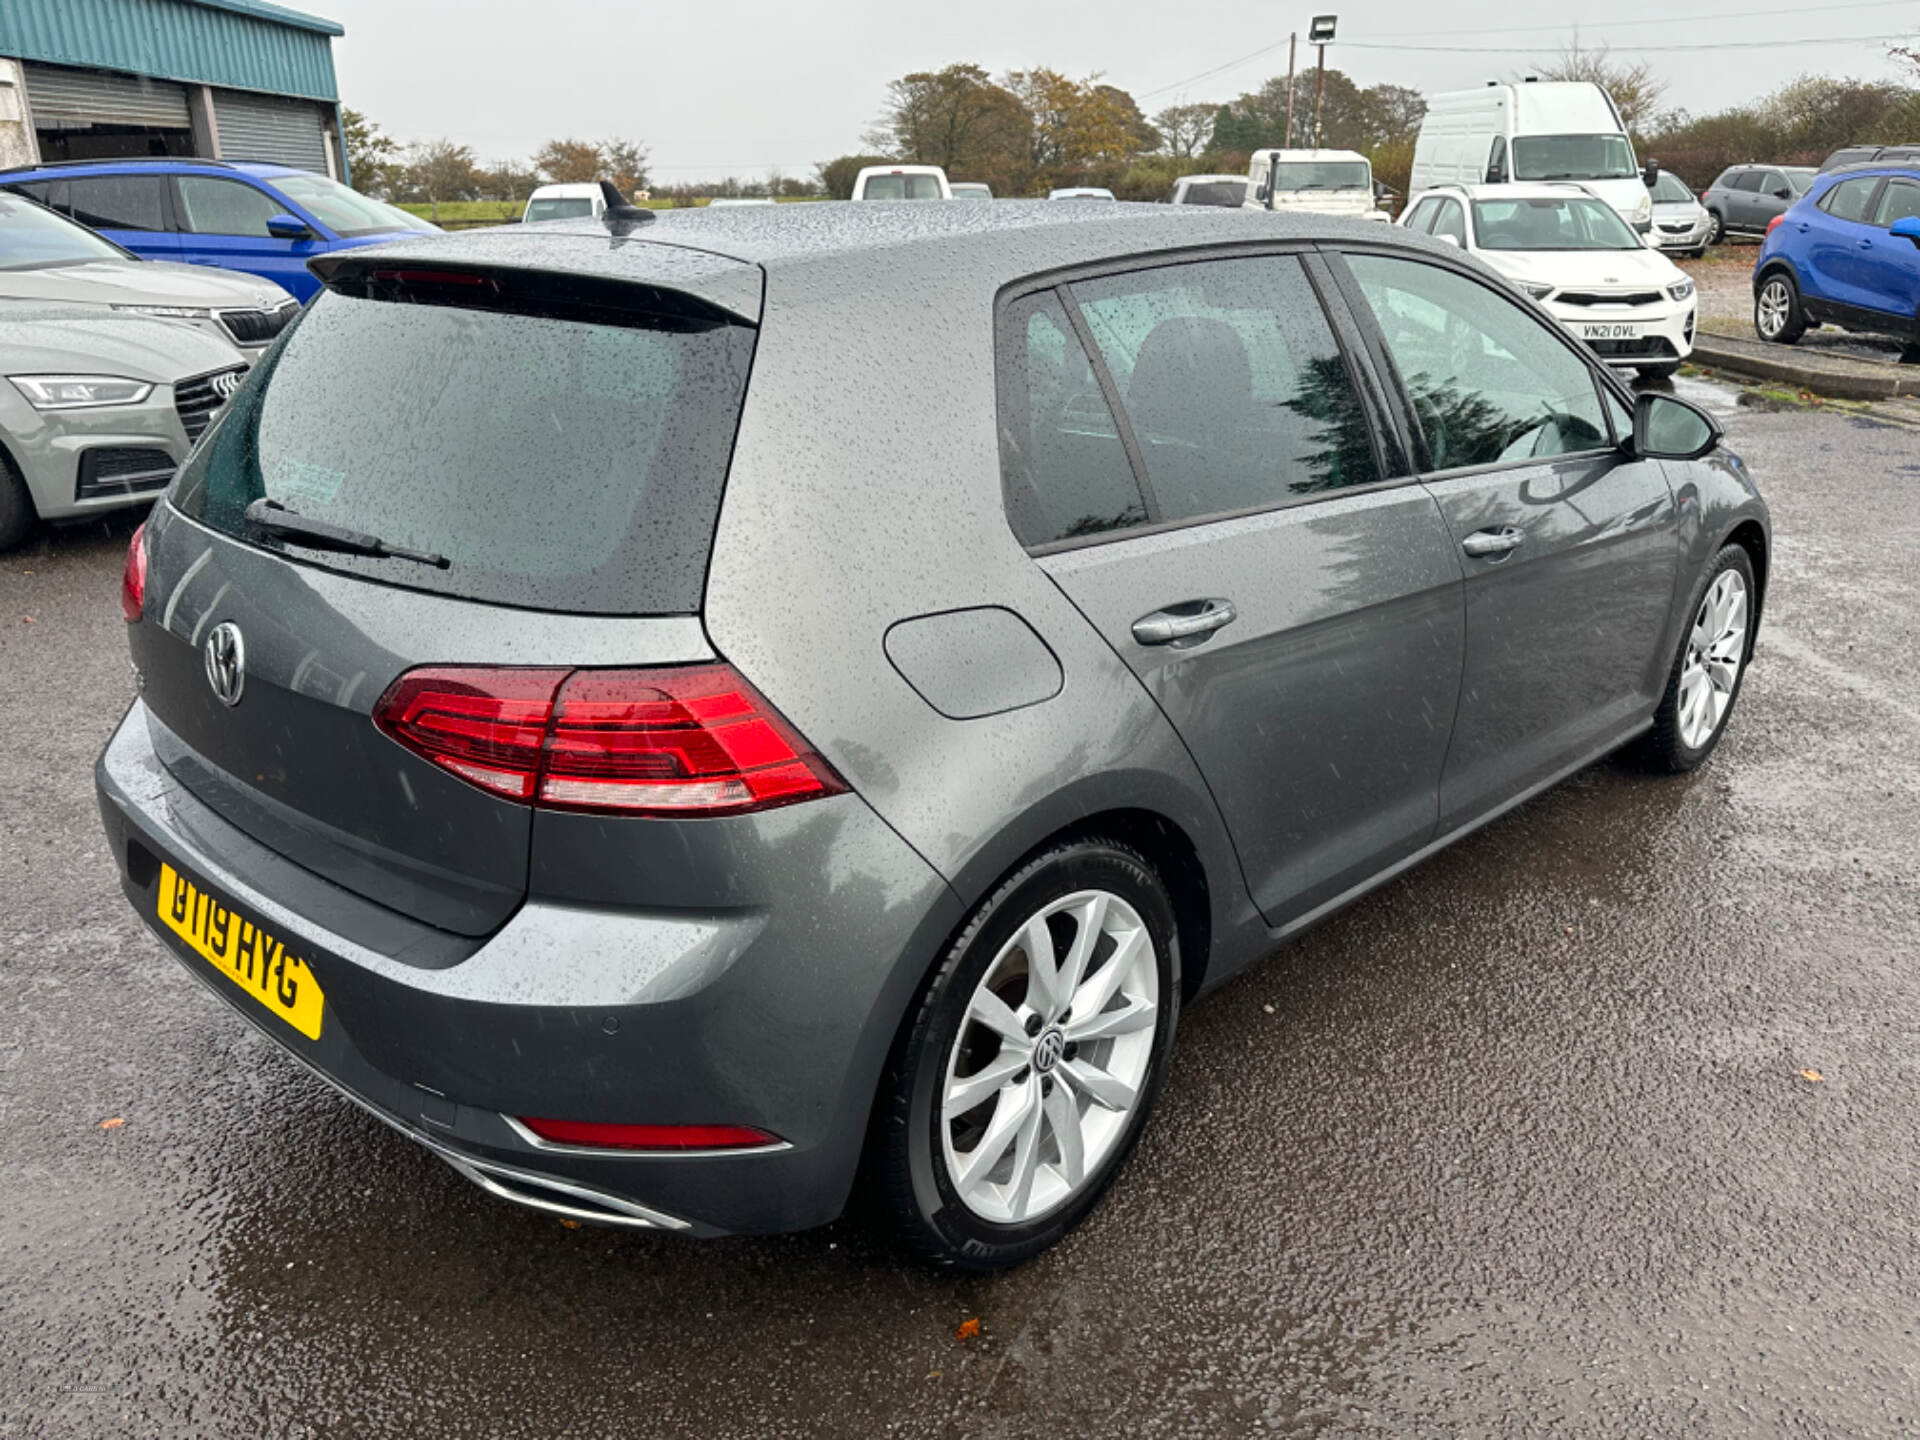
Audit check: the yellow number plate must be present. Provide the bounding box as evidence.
[158,862,325,1040]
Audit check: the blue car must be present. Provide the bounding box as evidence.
[0,159,437,302]
[1753,164,1920,352]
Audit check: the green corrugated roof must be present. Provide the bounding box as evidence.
[1,0,343,102]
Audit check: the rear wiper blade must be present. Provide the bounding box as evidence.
[243,497,449,569]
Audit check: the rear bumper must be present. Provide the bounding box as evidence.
[96,699,963,1236]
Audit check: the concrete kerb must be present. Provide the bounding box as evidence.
[1690,328,1920,401]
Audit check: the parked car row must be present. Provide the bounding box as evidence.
[0,158,439,550]
[0,192,281,547]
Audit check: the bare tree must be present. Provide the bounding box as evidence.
[1531,42,1667,135]
[1153,102,1217,161]
[401,139,480,220]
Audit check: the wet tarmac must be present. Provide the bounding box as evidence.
[2,379,1916,1437]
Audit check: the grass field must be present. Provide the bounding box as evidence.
[396,196,833,226]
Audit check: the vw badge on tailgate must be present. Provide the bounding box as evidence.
[204,622,245,706]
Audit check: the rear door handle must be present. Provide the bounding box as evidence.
[1859,239,1874,250]
[1460,526,1524,558]
[1131,598,1237,647]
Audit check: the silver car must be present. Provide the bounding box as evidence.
[0,305,248,548]
[1649,170,1712,257]
[0,192,298,354]
[97,204,1769,1268]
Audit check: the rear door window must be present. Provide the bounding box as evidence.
[171,286,757,614]
[1068,254,1381,521]
[997,290,1146,547]
[175,176,284,236]
[68,175,167,231]
[1405,198,1440,233]
[1822,177,1881,222]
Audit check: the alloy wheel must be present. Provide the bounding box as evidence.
[940,889,1159,1224]
[1757,280,1792,339]
[1678,569,1749,750]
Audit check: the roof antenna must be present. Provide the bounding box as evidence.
[599,180,654,236]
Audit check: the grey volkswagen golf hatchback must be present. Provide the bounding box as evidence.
[98,202,1769,1268]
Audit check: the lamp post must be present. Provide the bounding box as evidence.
[1308,14,1336,148]
[1284,32,1297,147]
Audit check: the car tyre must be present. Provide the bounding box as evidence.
[1754,272,1806,345]
[0,448,36,553]
[1637,361,1682,381]
[875,836,1180,1270]
[1704,211,1724,246]
[1637,544,1757,773]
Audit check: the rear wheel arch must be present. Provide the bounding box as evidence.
[942,791,1224,1004]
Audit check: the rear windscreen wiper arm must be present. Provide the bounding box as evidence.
[243,497,450,568]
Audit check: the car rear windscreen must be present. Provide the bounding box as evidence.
[171,288,756,615]
[1181,181,1249,207]
[526,197,594,221]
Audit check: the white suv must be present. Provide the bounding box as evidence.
[1401,182,1698,379]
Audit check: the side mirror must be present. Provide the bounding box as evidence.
[1435,232,1461,247]
[1771,187,1792,201]
[1634,391,1720,460]
[1891,216,1920,247]
[265,213,313,241]
[1641,159,1661,190]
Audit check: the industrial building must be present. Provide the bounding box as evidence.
[0,0,347,178]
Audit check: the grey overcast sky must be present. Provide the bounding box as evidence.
[322,0,1917,179]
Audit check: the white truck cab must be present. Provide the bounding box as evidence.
[522,183,606,224]
[1244,149,1387,221]
[1410,80,1655,234]
[850,165,952,201]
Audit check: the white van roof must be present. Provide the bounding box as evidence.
[527,183,603,200]
[1425,81,1625,134]
[1250,148,1370,165]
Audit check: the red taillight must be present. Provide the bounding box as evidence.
[517,1117,781,1151]
[120,521,148,623]
[374,667,570,801]
[372,663,843,817]
[1766,214,1785,235]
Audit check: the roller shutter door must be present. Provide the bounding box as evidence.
[22,64,190,128]
[211,90,330,173]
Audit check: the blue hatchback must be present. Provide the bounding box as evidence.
[1753,164,1920,350]
[0,159,437,302]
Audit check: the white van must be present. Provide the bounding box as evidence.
[1410,80,1654,234]
[522,183,605,224]
[850,165,951,201]
[1243,149,1388,222]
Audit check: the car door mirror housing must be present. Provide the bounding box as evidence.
[265,213,313,240]
[1891,216,1920,247]
[1641,160,1660,189]
[1634,392,1721,460]
[1435,232,1461,247]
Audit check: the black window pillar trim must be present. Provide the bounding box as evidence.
[1300,249,1409,481]
[1314,246,1436,475]
[1053,282,1165,526]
